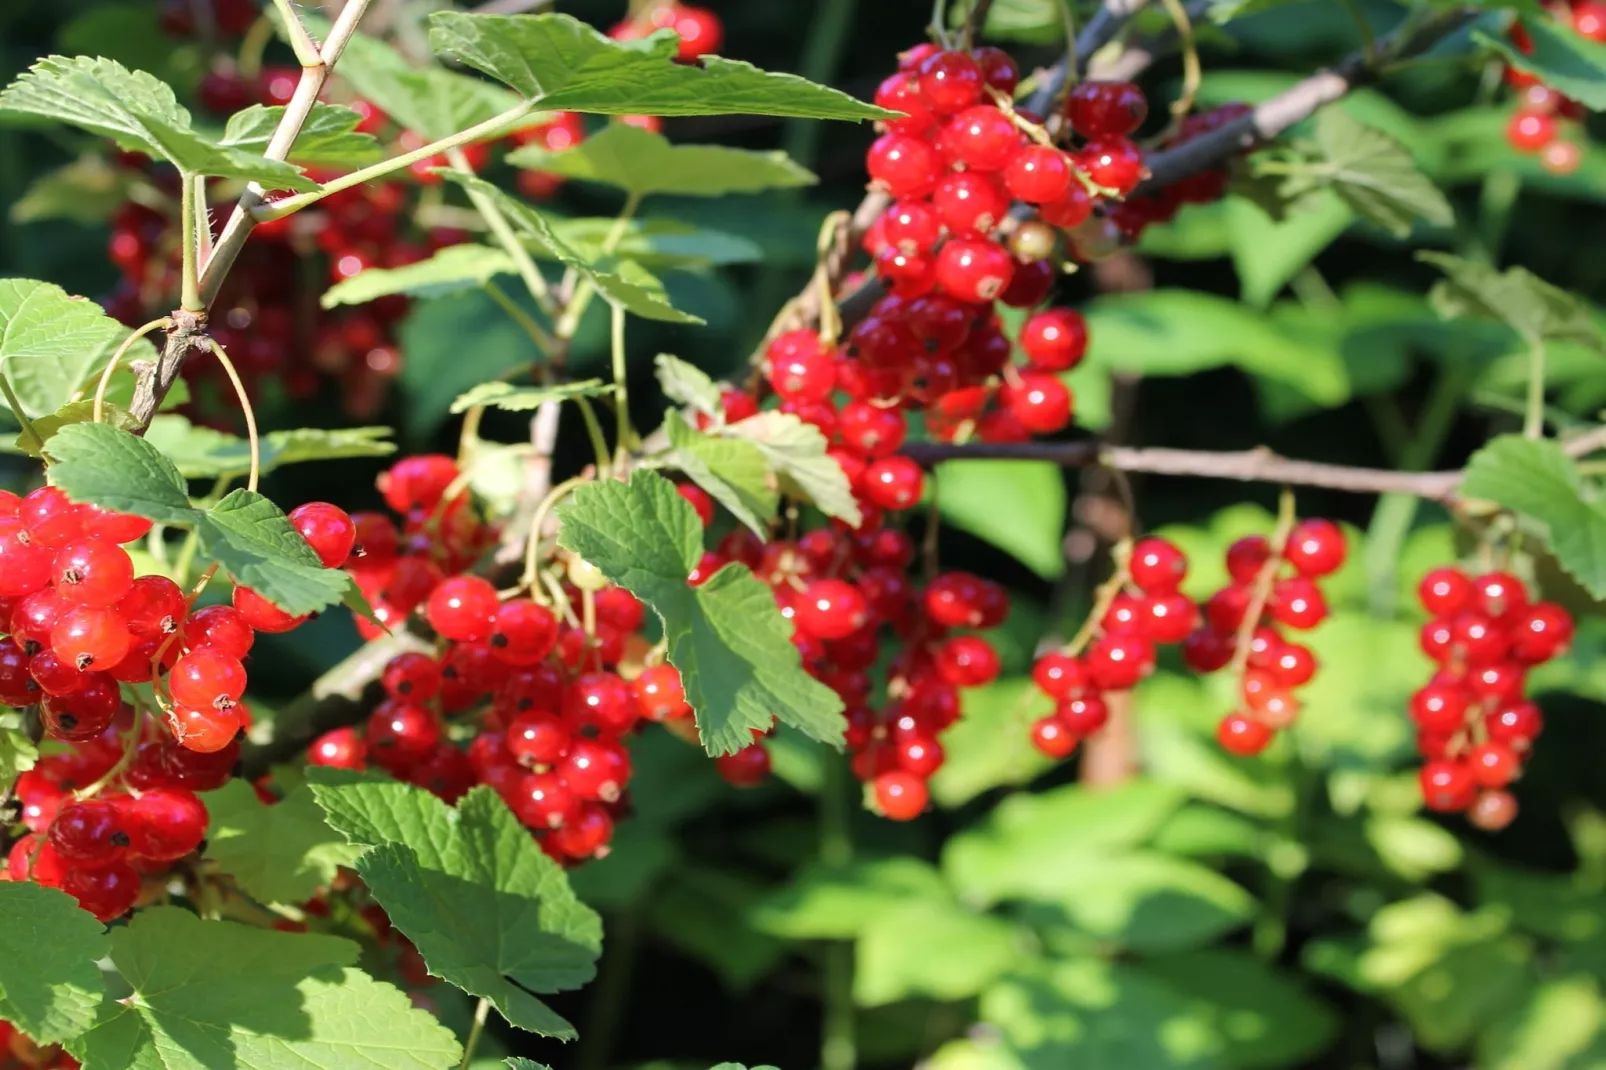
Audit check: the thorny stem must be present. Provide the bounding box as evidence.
[206,339,261,493]
[1230,488,1297,676]
[180,174,202,311]
[271,0,323,65]
[94,317,173,423]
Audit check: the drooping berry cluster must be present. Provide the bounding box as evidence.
[1501,9,1601,176]
[1410,568,1572,830]
[1184,519,1344,756]
[1026,537,1196,759]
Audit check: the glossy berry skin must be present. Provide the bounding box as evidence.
[489,600,560,666]
[233,586,308,633]
[182,605,254,659]
[167,704,243,753]
[1020,309,1088,372]
[1079,137,1145,195]
[916,49,985,113]
[169,649,248,710]
[1084,634,1152,691]
[932,172,1010,235]
[941,107,1021,172]
[866,133,940,198]
[1129,537,1187,593]
[632,664,691,722]
[9,834,67,887]
[1066,80,1149,138]
[1271,577,1328,630]
[935,636,1002,687]
[51,606,132,672]
[505,712,569,768]
[1003,147,1075,204]
[1283,519,1346,577]
[1225,536,1272,585]
[83,505,153,544]
[0,518,54,597]
[676,484,716,527]
[1031,715,1080,758]
[1417,567,1472,616]
[860,456,925,511]
[1507,110,1556,153]
[510,771,580,831]
[1057,694,1109,735]
[934,238,1015,303]
[1004,373,1073,434]
[559,738,630,802]
[658,3,723,60]
[1419,759,1476,812]
[41,679,121,742]
[289,502,357,567]
[1510,602,1574,664]
[381,652,443,701]
[124,787,208,862]
[19,487,87,547]
[49,797,131,867]
[839,402,908,458]
[1217,712,1273,756]
[549,803,614,860]
[1032,652,1089,699]
[715,743,772,787]
[63,861,140,922]
[873,770,928,821]
[795,580,869,641]
[425,576,500,642]
[308,726,367,769]
[116,577,187,641]
[366,703,441,769]
[53,540,134,607]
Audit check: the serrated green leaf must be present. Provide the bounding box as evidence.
[16,399,139,457]
[145,416,396,480]
[1306,109,1452,237]
[655,353,723,416]
[322,245,519,308]
[10,154,134,225]
[0,711,38,787]
[1460,434,1606,597]
[449,379,609,415]
[305,774,602,1038]
[505,1061,552,1070]
[313,24,525,141]
[664,410,776,536]
[1480,15,1606,110]
[0,278,159,419]
[1421,251,1606,350]
[0,882,106,1046]
[556,470,845,755]
[202,781,362,907]
[222,103,383,167]
[936,460,1065,579]
[0,56,315,190]
[508,122,815,198]
[428,12,894,121]
[721,411,862,527]
[197,489,348,616]
[67,907,463,1069]
[45,422,196,524]
[438,172,703,324]
[855,900,1022,1007]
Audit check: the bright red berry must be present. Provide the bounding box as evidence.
[1217,712,1273,756]
[873,770,928,821]
[232,587,308,633]
[425,576,500,642]
[1283,519,1346,577]
[169,649,247,710]
[289,502,357,567]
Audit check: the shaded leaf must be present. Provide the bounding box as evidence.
[202,780,362,907]
[222,103,383,167]
[508,122,815,198]
[10,155,134,225]
[16,399,139,457]
[546,217,763,269]
[45,422,195,524]
[752,857,951,939]
[0,278,158,418]
[856,901,1023,1006]
[1307,109,1454,237]
[449,379,609,415]
[145,416,396,479]
[1481,15,1606,110]
[0,882,106,1046]
[721,411,862,527]
[1421,251,1605,350]
[664,409,777,536]
[655,353,723,416]
[197,489,349,616]
[1142,949,1340,1069]
[936,460,1065,579]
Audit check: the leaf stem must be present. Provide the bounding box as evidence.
[1525,337,1546,440]
[271,0,324,66]
[820,753,856,1070]
[448,147,556,318]
[257,103,534,223]
[0,370,41,452]
[94,317,173,423]
[481,280,556,353]
[457,997,490,1070]
[610,304,633,461]
[574,395,612,474]
[180,173,203,311]
[207,338,261,492]
[553,193,642,341]
[523,475,589,591]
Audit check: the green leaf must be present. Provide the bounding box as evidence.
[1421,251,1606,350]
[0,882,106,1046]
[926,677,1055,807]
[67,907,463,1069]
[10,154,135,225]
[448,379,610,415]
[438,172,704,325]
[1226,193,1353,310]
[943,781,1184,905]
[547,217,763,270]
[655,353,723,416]
[16,399,139,457]
[1480,15,1606,110]
[508,122,816,198]
[1460,434,1606,598]
[202,780,362,907]
[310,23,525,141]
[45,422,195,524]
[1304,109,1454,237]
[856,901,1023,1007]
[752,857,952,939]
[0,711,39,787]
[936,460,1065,579]
[1041,852,1257,953]
[1479,975,1606,1070]
[721,411,862,527]
[556,470,844,755]
[306,774,602,1038]
[0,278,158,419]
[0,57,315,190]
[322,245,519,308]
[1141,950,1339,1069]
[222,103,383,167]
[144,416,396,479]
[428,12,894,121]
[197,489,349,616]
[664,410,777,536]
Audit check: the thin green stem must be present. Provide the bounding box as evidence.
[1477,171,1521,262]
[523,475,589,590]
[180,173,202,311]
[191,174,212,263]
[1335,0,1375,63]
[553,193,641,341]
[819,754,855,1070]
[93,317,172,423]
[0,371,40,450]
[1525,338,1547,440]
[257,103,533,222]
[782,0,859,170]
[449,147,556,318]
[577,907,643,1070]
[481,281,556,353]
[574,395,612,475]
[610,304,633,460]
[457,998,490,1070]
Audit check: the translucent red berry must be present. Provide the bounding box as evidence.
[425,576,500,642]
[169,648,247,710]
[289,502,357,567]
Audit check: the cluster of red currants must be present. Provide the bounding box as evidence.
[1411,567,1572,831]
[1185,519,1344,756]
[0,1019,78,1070]
[1026,536,1197,759]
[1502,6,1602,176]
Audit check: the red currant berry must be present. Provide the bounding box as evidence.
[366,702,441,770]
[51,606,131,671]
[1418,567,1472,616]
[716,743,773,787]
[169,648,247,710]
[0,518,53,597]
[1468,788,1519,831]
[1507,109,1556,153]
[1066,80,1149,138]
[866,133,940,198]
[1003,372,1073,433]
[931,171,1010,235]
[860,455,925,511]
[81,505,153,544]
[559,737,631,802]
[1084,633,1153,691]
[795,580,870,641]
[289,502,357,567]
[1419,759,1476,812]
[1284,518,1346,577]
[1031,715,1080,758]
[934,238,1016,302]
[50,797,131,867]
[19,487,87,547]
[873,769,928,820]
[488,599,559,666]
[1056,694,1110,735]
[1217,712,1274,756]
[232,586,308,633]
[40,677,121,741]
[1079,137,1146,195]
[549,803,614,860]
[1510,601,1574,664]
[562,672,638,735]
[916,49,985,113]
[182,605,254,659]
[52,541,134,608]
[1270,577,1328,630]
[1019,309,1088,372]
[309,726,367,769]
[1004,146,1075,204]
[1471,571,1529,623]
[1486,700,1543,747]
[62,860,140,921]
[124,787,208,862]
[765,329,838,403]
[425,576,500,642]
[940,106,1021,172]
[1225,536,1272,585]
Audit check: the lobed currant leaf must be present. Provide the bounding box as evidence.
[448,379,611,415]
[1139,950,1339,1068]
[0,56,317,190]
[427,12,896,121]
[0,881,107,1046]
[720,411,862,528]
[322,245,521,308]
[854,898,1023,1007]
[507,122,816,198]
[752,857,952,940]
[45,422,196,525]
[556,470,846,756]
[1479,14,1606,111]
[10,154,135,226]
[221,103,383,168]
[1420,251,1605,351]
[67,907,463,1069]
[664,409,778,537]
[305,772,602,1038]
[1306,109,1454,238]
[438,172,705,324]
[145,416,396,480]
[1459,434,1606,599]
[655,353,723,418]
[0,278,158,419]
[196,489,350,616]
[201,780,363,907]
[14,398,140,457]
